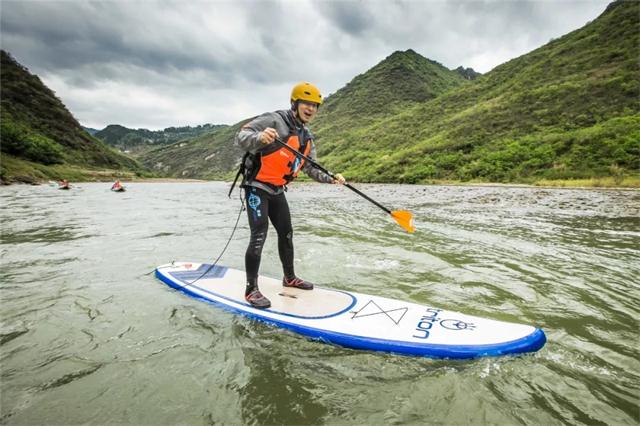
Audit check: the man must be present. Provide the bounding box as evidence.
[234,82,345,309]
[59,179,70,190]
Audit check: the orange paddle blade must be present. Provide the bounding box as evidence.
[391,210,415,233]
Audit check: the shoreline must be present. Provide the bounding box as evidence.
[125,177,209,183]
[4,177,637,191]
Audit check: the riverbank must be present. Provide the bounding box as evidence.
[429,177,640,190]
[2,154,638,189]
[3,175,639,190]
[0,155,153,185]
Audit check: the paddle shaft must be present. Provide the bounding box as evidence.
[274,138,392,215]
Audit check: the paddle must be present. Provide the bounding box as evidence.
[273,138,415,233]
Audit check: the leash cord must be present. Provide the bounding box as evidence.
[186,188,246,285]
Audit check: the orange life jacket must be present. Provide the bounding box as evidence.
[253,134,311,186]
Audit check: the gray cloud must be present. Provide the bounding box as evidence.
[0,0,610,130]
[314,1,375,36]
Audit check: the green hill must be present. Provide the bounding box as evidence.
[311,49,470,156]
[0,50,148,184]
[94,124,132,146]
[316,0,639,184]
[314,49,469,128]
[455,66,482,81]
[95,123,226,155]
[138,122,244,179]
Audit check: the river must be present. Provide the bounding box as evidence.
[1,182,638,425]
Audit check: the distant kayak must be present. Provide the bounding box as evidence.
[111,180,125,192]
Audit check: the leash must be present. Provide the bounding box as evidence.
[187,188,246,285]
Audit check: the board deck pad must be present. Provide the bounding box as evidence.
[156,262,546,359]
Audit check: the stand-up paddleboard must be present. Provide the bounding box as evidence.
[156,262,546,359]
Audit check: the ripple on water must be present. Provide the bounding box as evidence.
[1,182,639,425]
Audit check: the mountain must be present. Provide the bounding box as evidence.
[94,124,132,145]
[95,123,226,154]
[316,49,468,122]
[135,49,471,180]
[82,126,99,135]
[138,123,244,179]
[316,0,639,184]
[311,49,469,157]
[455,66,481,80]
[0,50,147,184]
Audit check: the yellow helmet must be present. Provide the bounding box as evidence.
[291,82,323,105]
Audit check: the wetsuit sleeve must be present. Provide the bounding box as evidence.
[235,112,287,154]
[302,141,334,184]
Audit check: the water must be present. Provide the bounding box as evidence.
[1,182,638,425]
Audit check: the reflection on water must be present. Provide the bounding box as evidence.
[237,326,330,425]
[1,182,638,425]
[0,226,84,244]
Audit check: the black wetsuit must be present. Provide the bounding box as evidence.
[244,186,295,285]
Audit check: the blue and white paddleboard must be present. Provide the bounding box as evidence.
[155,262,546,359]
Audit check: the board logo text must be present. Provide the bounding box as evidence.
[413,308,443,339]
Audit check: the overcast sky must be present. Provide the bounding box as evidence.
[1,0,611,130]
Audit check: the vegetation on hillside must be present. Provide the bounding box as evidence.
[137,122,245,179]
[455,66,481,81]
[0,50,148,183]
[315,0,639,184]
[95,123,226,155]
[313,49,469,133]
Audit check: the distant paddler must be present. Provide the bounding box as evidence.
[111,180,126,192]
[58,179,70,190]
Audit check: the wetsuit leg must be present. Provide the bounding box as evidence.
[244,187,270,290]
[268,192,295,280]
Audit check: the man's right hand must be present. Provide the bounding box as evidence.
[260,128,278,144]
